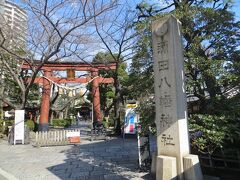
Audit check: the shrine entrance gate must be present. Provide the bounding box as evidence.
[22,62,116,131]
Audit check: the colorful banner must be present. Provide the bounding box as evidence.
[124,104,138,134]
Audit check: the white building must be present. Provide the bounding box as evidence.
[0,0,27,48]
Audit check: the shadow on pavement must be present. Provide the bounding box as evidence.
[47,138,152,180]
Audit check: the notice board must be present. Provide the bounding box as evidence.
[14,110,25,145]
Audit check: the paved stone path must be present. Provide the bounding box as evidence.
[0,121,152,180]
[0,174,7,180]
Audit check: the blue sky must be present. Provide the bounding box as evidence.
[232,0,240,20]
[11,0,240,22]
[10,0,240,61]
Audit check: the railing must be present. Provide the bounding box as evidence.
[35,129,80,147]
[199,150,240,171]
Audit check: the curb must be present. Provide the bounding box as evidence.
[0,167,18,180]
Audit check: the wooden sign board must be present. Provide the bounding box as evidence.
[67,131,80,143]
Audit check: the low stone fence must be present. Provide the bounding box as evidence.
[35,129,80,147]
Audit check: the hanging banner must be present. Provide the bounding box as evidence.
[124,103,138,134]
[58,87,63,95]
[14,110,25,145]
[68,90,73,97]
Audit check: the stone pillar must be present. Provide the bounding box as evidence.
[151,152,157,175]
[39,69,52,131]
[183,155,203,180]
[91,69,101,122]
[152,15,203,180]
[156,156,177,180]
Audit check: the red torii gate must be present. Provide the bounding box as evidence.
[21,62,116,131]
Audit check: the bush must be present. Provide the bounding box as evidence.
[108,117,115,127]
[0,120,3,133]
[51,119,72,128]
[0,120,14,134]
[189,114,229,155]
[102,117,108,128]
[25,119,35,131]
[34,122,39,131]
[4,120,14,127]
[64,118,72,127]
[71,118,76,125]
[137,99,156,136]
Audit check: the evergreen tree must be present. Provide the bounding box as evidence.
[128,0,240,152]
[132,0,240,114]
[93,52,128,130]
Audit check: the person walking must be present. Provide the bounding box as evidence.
[76,112,81,126]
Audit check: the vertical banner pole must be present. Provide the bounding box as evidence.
[137,114,141,169]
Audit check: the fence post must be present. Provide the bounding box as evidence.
[237,150,240,168]
[50,131,53,145]
[36,132,38,146]
[208,154,213,167]
[35,129,81,146]
[221,148,228,167]
[39,132,42,146]
[63,130,66,144]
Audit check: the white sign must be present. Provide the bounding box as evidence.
[14,110,25,145]
[66,131,80,137]
[4,111,13,118]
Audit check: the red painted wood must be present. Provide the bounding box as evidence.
[22,62,116,129]
[21,62,117,71]
[91,69,101,122]
[39,70,52,130]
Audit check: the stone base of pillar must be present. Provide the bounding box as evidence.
[151,152,157,175]
[183,154,203,180]
[156,155,177,180]
[38,123,49,131]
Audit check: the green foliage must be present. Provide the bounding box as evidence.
[51,119,72,128]
[108,114,116,127]
[4,120,14,127]
[92,52,118,63]
[132,0,240,113]
[0,120,14,134]
[0,119,3,133]
[137,99,156,136]
[189,114,229,155]
[93,52,117,112]
[34,122,39,132]
[25,119,35,131]
[102,117,108,128]
[93,52,129,123]
[128,0,240,155]
[26,84,41,107]
[0,51,41,109]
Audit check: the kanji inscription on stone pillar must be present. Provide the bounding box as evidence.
[152,15,203,180]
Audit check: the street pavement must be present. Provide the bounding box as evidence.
[0,174,7,180]
[0,121,152,180]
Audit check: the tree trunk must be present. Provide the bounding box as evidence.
[0,86,4,119]
[64,107,69,119]
[113,64,122,135]
[50,110,54,125]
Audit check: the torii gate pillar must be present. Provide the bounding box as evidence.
[39,69,52,131]
[91,69,101,122]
